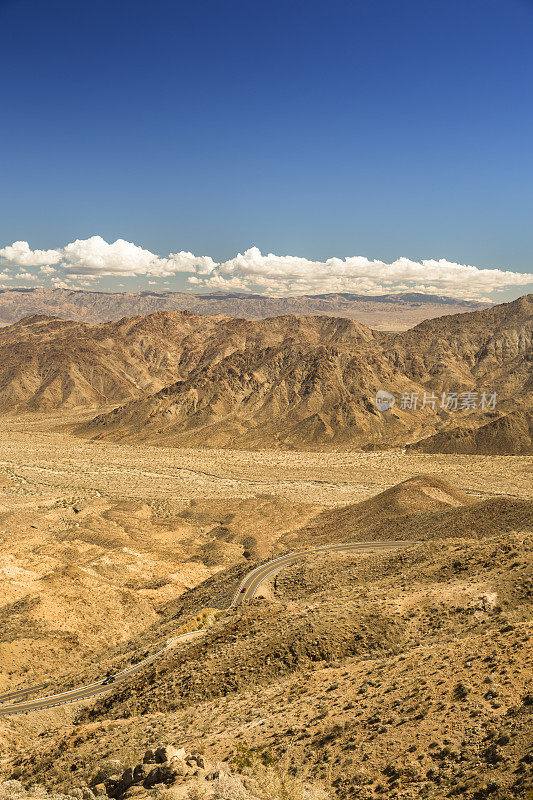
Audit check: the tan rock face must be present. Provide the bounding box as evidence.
[153,745,186,764]
[75,295,532,451]
[0,295,530,451]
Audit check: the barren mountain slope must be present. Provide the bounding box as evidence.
[387,294,533,398]
[0,295,530,449]
[407,409,533,455]
[0,286,489,329]
[0,312,377,412]
[0,488,320,688]
[79,342,433,449]
[283,475,471,545]
[77,295,532,450]
[1,473,528,697]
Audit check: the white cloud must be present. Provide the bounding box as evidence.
[167,251,217,276]
[0,237,531,301]
[60,236,165,276]
[60,236,217,278]
[50,277,73,288]
[0,241,62,266]
[17,272,40,281]
[188,247,533,300]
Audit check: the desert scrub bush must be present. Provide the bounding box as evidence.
[171,608,221,637]
[124,577,172,590]
[229,746,329,799]
[0,781,77,800]
[0,784,25,800]
[51,497,85,509]
[231,743,277,770]
[203,776,249,799]
[244,755,329,800]
[147,499,173,518]
[250,767,325,799]
[187,788,209,800]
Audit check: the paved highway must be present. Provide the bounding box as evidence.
[0,682,48,703]
[0,540,411,715]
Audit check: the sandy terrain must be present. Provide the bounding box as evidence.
[0,413,530,509]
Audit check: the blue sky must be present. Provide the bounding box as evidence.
[0,0,532,300]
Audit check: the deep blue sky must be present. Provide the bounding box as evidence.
[0,0,532,297]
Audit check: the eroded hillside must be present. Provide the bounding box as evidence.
[0,415,531,800]
[77,295,533,451]
[0,296,530,452]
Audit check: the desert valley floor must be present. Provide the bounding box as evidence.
[0,412,530,506]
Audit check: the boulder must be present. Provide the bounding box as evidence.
[144,763,182,788]
[154,745,186,764]
[132,764,147,783]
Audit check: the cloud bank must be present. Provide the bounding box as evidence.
[1,237,531,301]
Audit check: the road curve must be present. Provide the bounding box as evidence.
[0,540,411,715]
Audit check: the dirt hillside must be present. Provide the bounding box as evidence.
[76,295,533,451]
[5,519,531,800]
[407,410,533,455]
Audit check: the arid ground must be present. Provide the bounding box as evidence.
[0,411,531,800]
[1,413,530,506]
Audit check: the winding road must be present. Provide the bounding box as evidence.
[0,540,410,716]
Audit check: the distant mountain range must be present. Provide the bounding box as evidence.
[0,293,530,453]
[0,287,490,330]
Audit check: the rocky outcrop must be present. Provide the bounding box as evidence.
[89,746,244,799]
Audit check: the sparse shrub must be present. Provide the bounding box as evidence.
[210,775,249,799]
[231,743,277,771]
[187,788,209,800]
[453,681,469,700]
[88,757,125,785]
[243,754,330,800]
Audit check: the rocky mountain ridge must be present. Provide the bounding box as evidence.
[0,294,530,451]
[77,295,533,451]
[0,312,378,413]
